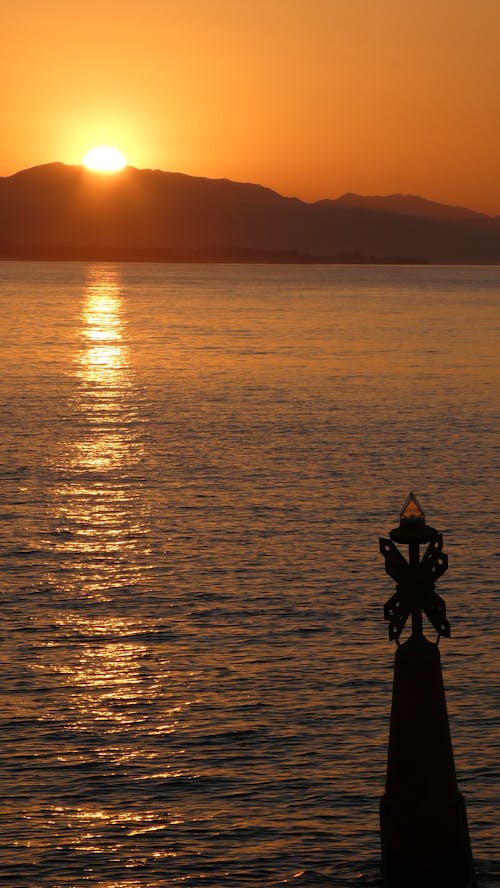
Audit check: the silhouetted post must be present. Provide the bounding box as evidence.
[379,493,476,887]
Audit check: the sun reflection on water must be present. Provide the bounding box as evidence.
[41,271,173,762]
[71,267,144,473]
[46,265,150,590]
[34,267,196,877]
[78,271,129,383]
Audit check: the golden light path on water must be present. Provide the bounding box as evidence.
[75,268,137,473]
[52,267,148,567]
[42,268,189,871]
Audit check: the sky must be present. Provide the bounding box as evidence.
[2,0,499,214]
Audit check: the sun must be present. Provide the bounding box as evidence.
[82,146,127,173]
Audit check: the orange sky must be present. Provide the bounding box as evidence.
[2,0,499,214]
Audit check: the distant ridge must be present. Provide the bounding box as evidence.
[0,163,498,263]
[318,192,492,224]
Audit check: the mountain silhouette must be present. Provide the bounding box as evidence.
[0,163,498,263]
[319,192,491,224]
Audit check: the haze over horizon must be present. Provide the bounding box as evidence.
[2,0,499,216]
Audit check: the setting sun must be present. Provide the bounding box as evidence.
[83,146,127,173]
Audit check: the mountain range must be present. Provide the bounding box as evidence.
[0,163,499,263]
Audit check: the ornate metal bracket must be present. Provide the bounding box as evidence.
[379,494,450,643]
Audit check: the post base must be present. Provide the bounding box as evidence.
[380,636,476,887]
[381,790,476,887]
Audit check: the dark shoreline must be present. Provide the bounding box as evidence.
[0,246,431,264]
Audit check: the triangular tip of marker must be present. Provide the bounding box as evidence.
[400,491,425,521]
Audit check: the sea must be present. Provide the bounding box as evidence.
[0,262,498,887]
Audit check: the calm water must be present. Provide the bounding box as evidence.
[0,262,498,887]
